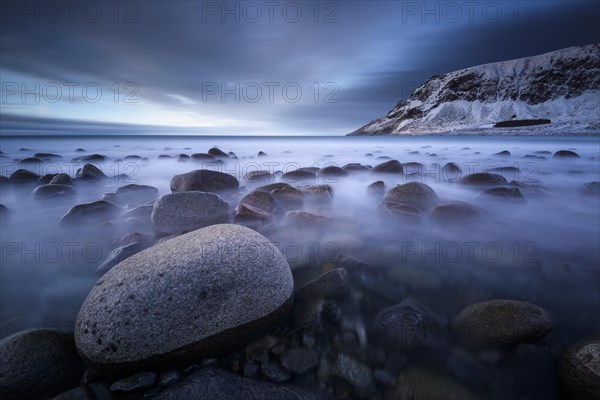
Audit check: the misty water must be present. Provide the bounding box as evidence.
[1,135,599,395]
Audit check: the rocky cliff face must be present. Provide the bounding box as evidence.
[350,44,600,135]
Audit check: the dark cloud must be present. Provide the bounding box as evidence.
[1,0,598,135]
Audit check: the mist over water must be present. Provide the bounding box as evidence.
[0,135,599,358]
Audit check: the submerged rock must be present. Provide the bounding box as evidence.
[49,173,74,186]
[0,329,85,400]
[477,187,526,202]
[8,169,40,183]
[430,201,485,222]
[452,299,553,347]
[75,224,294,372]
[31,184,76,200]
[372,160,403,174]
[553,150,580,158]
[383,182,439,209]
[76,163,106,182]
[60,200,121,227]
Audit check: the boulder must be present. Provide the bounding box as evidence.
[280,348,319,374]
[477,187,526,202]
[60,200,121,227]
[151,192,230,236]
[558,336,600,400]
[430,201,485,222]
[383,182,439,209]
[8,169,40,183]
[452,299,553,347]
[75,224,294,372]
[239,190,276,212]
[76,164,106,182]
[49,173,74,186]
[116,184,159,206]
[553,150,580,158]
[372,160,403,174]
[207,148,229,158]
[459,173,508,186]
[31,184,76,200]
[170,169,239,193]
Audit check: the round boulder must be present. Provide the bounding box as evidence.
[372,160,403,174]
[383,182,439,209]
[151,192,230,236]
[459,173,508,186]
[0,329,85,400]
[75,224,294,372]
[553,150,580,158]
[558,336,600,400]
[170,169,239,193]
[452,299,553,347]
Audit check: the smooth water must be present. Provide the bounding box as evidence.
[0,135,599,358]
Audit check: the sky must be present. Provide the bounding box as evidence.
[1,0,599,135]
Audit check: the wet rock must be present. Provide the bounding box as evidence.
[318,165,348,179]
[558,336,600,400]
[190,153,216,161]
[8,169,40,183]
[73,154,108,162]
[158,154,173,159]
[553,150,580,158]
[257,151,268,157]
[383,182,439,209]
[75,224,294,372]
[96,242,144,275]
[60,200,121,227]
[255,182,291,192]
[367,180,385,196]
[262,360,291,383]
[110,372,156,393]
[151,192,230,236]
[378,201,421,222]
[281,169,317,183]
[20,157,43,164]
[207,147,229,158]
[343,163,369,173]
[243,170,272,183]
[31,184,76,200]
[271,186,304,208]
[286,211,331,228]
[159,371,180,388]
[50,173,75,186]
[234,203,271,224]
[452,299,553,347]
[385,366,483,400]
[280,348,319,374]
[371,298,447,350]
[494,150,511,157]
[115,184,159,206]
[35,152,62,159]
[0,329,85,400]
[295,268,349,301]
[124,155,142,160]
[170,169,239,193]
[177,154,190,161]
[154,368,320,400]
[239,190,276,212]
[38,173,57,184]
[372,159,403,174]
[582,181,600,195]
[76,164,107,182]
[122,204,153,221]
[477,187,526,202]
[459,172,508,186]
[299,184,334,203]
[430,201,485,222]
[332,353,375,397]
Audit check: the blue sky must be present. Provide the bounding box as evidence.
[1,0,598,135]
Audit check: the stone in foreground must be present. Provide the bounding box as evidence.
[75,224,294,373]
[558,336,600,400]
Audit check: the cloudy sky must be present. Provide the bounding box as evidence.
[1,0,598,135]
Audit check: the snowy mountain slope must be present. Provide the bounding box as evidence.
[349,44,600,135]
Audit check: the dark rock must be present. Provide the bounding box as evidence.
[239,190,276,212]
[371,298,447,350]
[96,242,144,275]
[75,224,294,373]
[459,172,508,186]
[177,154,190,161]
[553,150,580,158]
[73,154,108,162]
[124,155,142,160]
[0,204,8,220]
[372,160,403,174]
[207,147,229,158]
[154,368,320,400]
[88,382,112,400]
[332,354,375,397]
[257,151,268,157]
[242,360,261,378]
[170,169,239,193]
[0,329,85,400]
[243,170,272,183]
[116,184,159,205]
[20,157,44,164]
[430,201,485,222]
[373,369,397,388]
[76,164,107,182]
[35,152,62,159]
[151,192,230,236]
[295,268,349,301]
[281,169,317,183]
[159,371,180,388]
[494,150,511,157]
[558,336,600,400]
[477,187,526,202]
[378,201,421,222]
[50,173,75,186]
[582,181,600,195]
[271,186,304,208]
[343,163,369,173]
[280,348,319,374]
[60,201,121,227]
[286,211,331,228]
[52,386,94,400]
[38,173,57,184]
[158,154,173,159]
[299,184,333,203]
[383,182,439,209]
[8,169,40,183]
[110,372,156,392]
[319,165,348,179]
[452,299,553,347]
[122,204,153,221]
[367,180,385,196]
[262,360,291,383]
[234,203,271,224]
[190,153,216,161]
[31,184,76,200]
[255,182,291,192]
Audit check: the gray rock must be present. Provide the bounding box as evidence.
[31,184,76,200]
[280,348,319,374]
[242,360,261,378]
[452,299,553,347]
[378,201,421,222]
[262,360,291,383]
[332,354,375,397]
[494,150,511,157]
[60,200,121,227]
[50,173,75,186]
[477,187,526,202]
[76,163,107,182]
[234,203,271,225]
[372,159,403,174]
[286,211,331,228]
[159,371,181,388]
[459,173,508,186]
[373,369,396,388]
[243,170,272,183]
[151,192,230,236]
[73,154,107,162]
[38,173,57,184]
[8,169,40,183]
[0,329,85,400]
[255,182,291,193]
[295,268,349,301]
[116,184,159,206]
[281,169,317,183]
[558,336,600,400]
[207,147,229,158]
[299,184,334,203]
[170,169,239,193]
[442,162,462,180]
[96,242,144,275]
[271,186,304,208]
[190,153,216,161]
[154,368,321,400]
[35,152,62,159]
[110,372,156,392]
[383,182,439,209]
[553,150,580,158]
[239,190,276,212]
[318,165,348,179]
[122,204,154,220]
[367,181,385,196]
[371,298,447,350]
[430,201,485,222]
[75,224,294,372]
